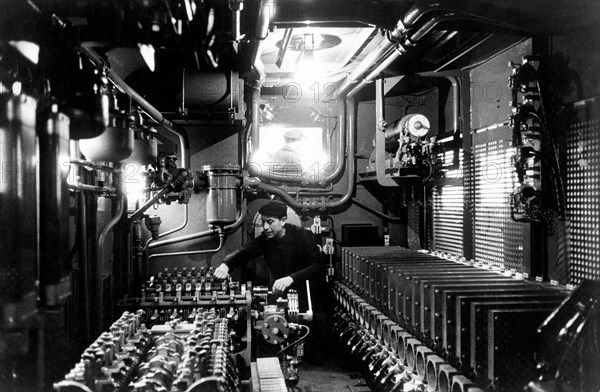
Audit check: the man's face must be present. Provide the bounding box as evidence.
[261,215,286,239]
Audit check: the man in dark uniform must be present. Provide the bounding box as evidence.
[213,200,329,365]
[271,128,304,167]
[213,200,324,295]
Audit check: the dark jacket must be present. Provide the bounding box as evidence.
[223,224,324,288]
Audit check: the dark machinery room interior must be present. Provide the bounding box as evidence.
[0,1,599,391]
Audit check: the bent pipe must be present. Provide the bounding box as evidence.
[158,204,189,239]
[147,201,246,250]
[96,194,126,331]
[147,232,225,261]
[80,47,189,169]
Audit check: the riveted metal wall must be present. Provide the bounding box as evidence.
[566,105,600,284]
[433,148,464,255]
[472,127,525,271]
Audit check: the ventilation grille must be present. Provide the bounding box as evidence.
[433,149,464,255]
[473,128,525,271]
[567,116,600,285]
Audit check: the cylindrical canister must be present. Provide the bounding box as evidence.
[201,164,241,225]
[0,93,38,304]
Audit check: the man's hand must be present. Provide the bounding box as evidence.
[272,276,294,294]
[213,263,230,279]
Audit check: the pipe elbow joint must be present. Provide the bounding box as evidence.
[245,176,261,189]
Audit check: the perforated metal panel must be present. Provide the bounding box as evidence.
[473,128,525,271]
[433,149,464,255]
[566,116,600,285]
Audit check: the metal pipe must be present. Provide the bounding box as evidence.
[128,183,174,223]
[246,0,270,87]
[148,204,246,250]
[402,2,449,28]
[80,46,189,169]
[333,1,451,98]
[148,232,226,261]
[335,3,532,99]
[159,204,189,238]
[77,192,91,341]
[334,40,397,98]
[96,194,126,330]
[434,33,493,72]
[68,182,117,194]
[351,198,404,223]
[448,76,459,134]
[408,12,528,45]
[69,158,119,173]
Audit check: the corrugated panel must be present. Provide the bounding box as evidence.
[566,114,600,285]
[472,127,525,271]
[433,149,464,255]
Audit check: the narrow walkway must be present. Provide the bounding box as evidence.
[291,343,371,392]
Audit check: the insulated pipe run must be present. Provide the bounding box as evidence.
[80,47,189,169]
[147,232,226,261]
[333,1,450,98]
[334,2,532,99]
[96,194,126,330]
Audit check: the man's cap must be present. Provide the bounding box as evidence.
[283,128,303,142]
[259,200,288,218]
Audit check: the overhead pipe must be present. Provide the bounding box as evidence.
[80,46,189,169]
[158,204,190,239]
[334,1,452,98]
[334,3,534,99]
